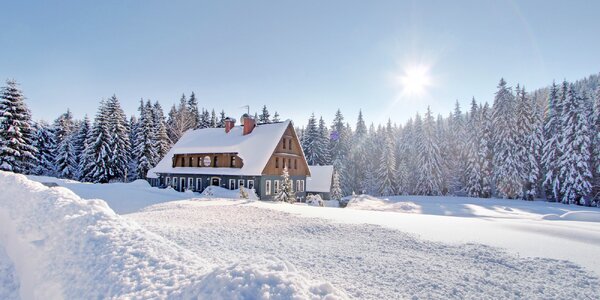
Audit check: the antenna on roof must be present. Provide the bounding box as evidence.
[240,105,250,115]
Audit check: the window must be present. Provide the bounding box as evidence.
[172,177,178,188]
[189,157,193,167]
[198,157,202,167]
[301,180,305,192]
[238,179,245,188]
[275,157,279,168]
[265,180,272,195]
[188,178,194,190]
[274,180,280,193]
[288,159,291,170]
[180,157,184,166]
[213,156,218,167]
[282,138,286,149]
[294,159,297,170]
[288,139,292,150]
[248,180,254,189]
[166,177,171,186]
[229,179,236,190]
[230,156,236,167]
[196,178,203,191]
[296,180,305,192]
[180,178,186,191]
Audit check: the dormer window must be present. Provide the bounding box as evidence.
[231,156,236,167]
[213,156,218,167]
[189,157,193,167]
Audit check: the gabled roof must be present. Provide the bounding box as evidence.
[306,165,333,192]
[148,120,292,177]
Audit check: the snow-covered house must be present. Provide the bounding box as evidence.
[305,165,334,200]
[147,115,311,200]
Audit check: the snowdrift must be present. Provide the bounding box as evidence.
[541,211,600,222]
[0,172,345,299]
[200,185,259,200]
[344,194,421,213]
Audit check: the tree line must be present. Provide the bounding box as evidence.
[298,76,600,205]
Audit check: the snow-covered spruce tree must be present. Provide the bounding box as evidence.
[435,114,450,195]
[55,132,77,179]
[217,110,226,128]
[317,116,331,165]
[200,109,211,129]
[479,103,494,198]
[558,85,592,204]
[72,115,91,179]
[31,121,56,176]
[377,132,397,196]
[302,113,322,165]
[272,111,281,122]
[52,110,75,147]
[274,167,296,203]
[167,95,194,143]
[210,109,218,128]
[541,82,562,201]
[362,124,379,195]
[187,92,200,129]
[590,87,600,202]
[416,107,444,195]
[515,87,541,200]
[465,98,483,197]
[81,100,112,183]
[492,79,522,199]
[0,79,37,173]
[259,105,271,124]
[106,95,131,182]
[135,100,158,179]
[330,170,343,201]
[348,110,368,194]
[447,101,468,195]
[152,101,171,160]
[127,115,139,182]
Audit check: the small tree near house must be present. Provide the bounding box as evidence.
[275,166,296,203]
[239,185,249,199]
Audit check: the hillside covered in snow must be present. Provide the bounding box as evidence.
[2,172,600,299]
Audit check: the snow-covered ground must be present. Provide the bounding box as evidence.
[3,172,600,298]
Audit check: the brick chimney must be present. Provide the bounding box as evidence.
[224,117,236,133]
[242,114,256,135]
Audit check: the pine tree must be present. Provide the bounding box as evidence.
[589,87,600,203]
[199,109,210,129]
[218,110,226,128]
[55,133,77,179]
[516,87,541,200]
[187,92,200,129]
[348,110,368,193]
[0,79,37,173]
[106,95,131,182]
[82,100,112,183]
[134,100,158,179]
[558,85,592,204]
[465,98,483,197]
[210,109,218,128]
[127,115,139,182]
[492,79,522,198]
[448,101,467,194]
[272,111,281,122]
[152,101,171,160]
[317,116,331,165]
[302,113,322,165]
[330,170,343,200]
[72,115,91,179]
[415,107,444,195]
[31,121,56,176]
[479,103,494,198]
[259,105,271,124]
[274,167,296,203]
[377,132,397,196]
[542,82,562,201]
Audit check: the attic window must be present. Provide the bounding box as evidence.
[288,139,292,150]
[189,157,193,167]
[230,156,236,167]
[294,159,297,169]
[275,157,279,168]
[213,156,218,167]
[282,138,286,149]
[180,156,184,166]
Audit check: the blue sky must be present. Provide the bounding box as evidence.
[1,0,599,126]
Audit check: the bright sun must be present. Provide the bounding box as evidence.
[398,64,431,97]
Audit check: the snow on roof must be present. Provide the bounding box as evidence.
[148,120,291,177]
[306,165,333,193]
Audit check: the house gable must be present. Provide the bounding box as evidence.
[261,122,311,177]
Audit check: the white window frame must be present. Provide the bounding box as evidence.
[265,180,272,195]
[296,180,301,192]
[188,178,194,190]
[166,177,171,186]
[247,180,254,190]
[229,179,236,190]
[238,179,245,188]
[196,178,202,191]
[180,178,186,191]
[274,180,280,193]
[301,180,305,192]
[172,177,178,188]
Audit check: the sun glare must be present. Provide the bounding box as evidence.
[398,64,431,97]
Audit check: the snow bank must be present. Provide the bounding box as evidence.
[306,194,324,207]
[200,185,258,200]
[344,194,421,213]
[542,211,600,222]
[0,172,345,299]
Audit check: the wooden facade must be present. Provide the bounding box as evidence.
[172,153,244,169]
[262,124,310,177]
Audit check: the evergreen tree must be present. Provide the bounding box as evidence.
[317,116,331,165]
[210,109,218,128]
[128,115,139,182]
[542,82,562,201]
[0,79,37,173]
[302,113,322,165]
[187,92,200,129]
[479,103,494,198]
[516,87,541,200]
[558,85,592,204]
[377,132,397,196]
[259,105,271,124]
[330,170,343,201]
[106,95,131,181]
[134,100,158,179]
[199,109,211,129]
[55,133,77,179]
[218,110,226,128]
[272,111,281,122]
[349,110,368,193]
[448,101,467,194]
[31,121,56,176]
[492,79,522,198]
[465,99,483,197]
[82,101,112,183]
[152,102,171,160]
[52,110,75,146]
[274,167,296,203]
[72,115,91,179]
[415,107,444,195]
[591,87,600,202]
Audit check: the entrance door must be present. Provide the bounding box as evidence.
[211,177,220,186]
[180,178,186,191]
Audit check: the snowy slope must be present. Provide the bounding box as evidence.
[0,172,346,299]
